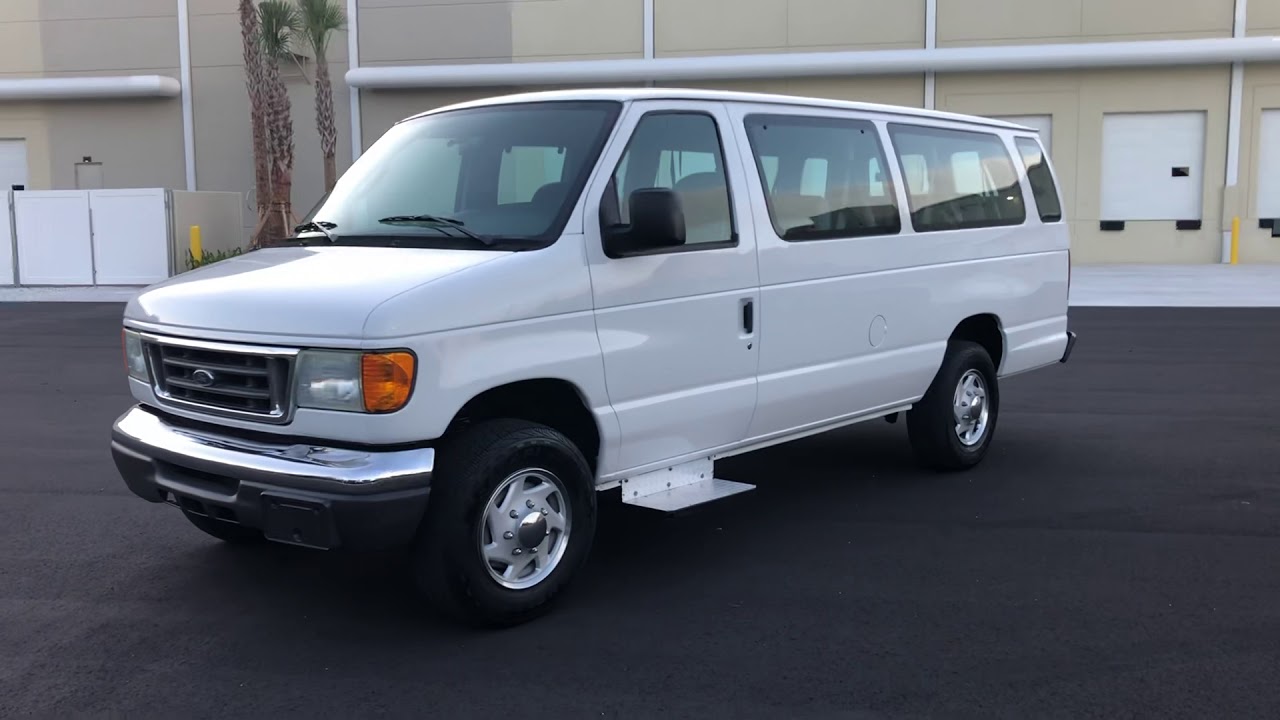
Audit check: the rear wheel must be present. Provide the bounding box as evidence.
[182,509,266,544]
[906,340,1000,471]
[412,419,597,627]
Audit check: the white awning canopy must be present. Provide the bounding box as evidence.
[347,36,1280,90]
[0,75,181,101]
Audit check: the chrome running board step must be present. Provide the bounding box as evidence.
[619,458,755,512]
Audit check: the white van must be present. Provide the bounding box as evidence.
[111,88,1076,626]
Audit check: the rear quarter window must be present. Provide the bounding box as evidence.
[1014,137,1063,223]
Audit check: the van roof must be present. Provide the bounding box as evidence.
[399,87,1035,132]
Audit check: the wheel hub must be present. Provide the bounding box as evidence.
[953,369,990,446]
[479,468,571,590]
[516,511,549,548]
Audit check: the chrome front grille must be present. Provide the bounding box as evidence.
[143,335,296,423]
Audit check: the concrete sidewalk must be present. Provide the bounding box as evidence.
[2,263,1279,307]
[1068,264,1280,307]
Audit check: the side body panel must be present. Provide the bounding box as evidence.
[721,101,1070,443]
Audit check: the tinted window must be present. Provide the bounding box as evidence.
[744,114,900,241]
[887,123,1026,233]
[307,101,621,248]
[1015,137,1063,223]
[605,112,734,247]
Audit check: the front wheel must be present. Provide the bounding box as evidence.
[412,419,597,627]
[906,340,1000,471]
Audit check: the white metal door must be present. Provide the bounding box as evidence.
[90,188,170,285]
[0,193,13,285]
[583,100,761,474]
[1100,111,1206,221]
[14,191,93,285]
[0,140,27,191]
[1256,110,1280,220]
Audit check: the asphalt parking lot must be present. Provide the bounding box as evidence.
[2,302,1278,719]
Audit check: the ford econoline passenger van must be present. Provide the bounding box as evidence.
[111,88,1076,626]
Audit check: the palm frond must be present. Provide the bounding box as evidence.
[295,0,346,58]
[258,0,300,59]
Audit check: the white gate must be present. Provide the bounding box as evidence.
[90,188,169,285]
[14,191,93,286]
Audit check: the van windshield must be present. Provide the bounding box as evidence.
[303,100,623,249]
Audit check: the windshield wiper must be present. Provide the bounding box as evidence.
[377,214,495,246]
[292,220,337,243]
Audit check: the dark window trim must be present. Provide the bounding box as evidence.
[600,109,740,260]
[741,112,902,243]
[886,121,1028,234]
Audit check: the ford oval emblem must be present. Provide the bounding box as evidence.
[191,369,216,387]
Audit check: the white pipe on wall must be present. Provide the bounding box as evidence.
[924,0,937,109]
[347,0,363,162]
[0,76,182,100]
[643,0,655,60]
[348,36,1280,89]
[177,0,197,191]
[1223,0,1248,263]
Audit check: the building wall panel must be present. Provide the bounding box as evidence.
[512,0,643,60]
[359,2,512,64]
[939,0,1234,46]
[655,0,923,56]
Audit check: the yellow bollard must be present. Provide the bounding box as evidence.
[1230,216,1240,265]
[189,225,202,262]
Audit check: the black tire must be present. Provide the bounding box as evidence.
[182,509,266,544]
[906,340,1000,472]
[412,419,597,628]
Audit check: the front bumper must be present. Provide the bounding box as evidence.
[110,405,434,550]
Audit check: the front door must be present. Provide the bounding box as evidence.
[582,100,760,475]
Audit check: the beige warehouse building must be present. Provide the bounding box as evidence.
[3,0,1280,264]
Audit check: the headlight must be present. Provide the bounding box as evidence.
[295,349,416,414]
[122,329,149,381]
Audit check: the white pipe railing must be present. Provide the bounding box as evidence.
[0,76,181,100]
[347,36,1280,90]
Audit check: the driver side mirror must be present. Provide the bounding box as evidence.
[602,188,686,257]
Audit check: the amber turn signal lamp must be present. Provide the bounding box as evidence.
[361,351,415,413]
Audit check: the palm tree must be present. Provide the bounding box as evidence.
[258,0,300,244]
[296,0,346,193]
[238,0,272,247]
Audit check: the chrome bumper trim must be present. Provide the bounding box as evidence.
[110,405,434,495]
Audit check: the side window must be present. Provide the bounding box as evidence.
[608,112,734,247]
[1014,137,1063,223]
[498,145,567,205]
[743,113,900,241]
[887,123,1026,233]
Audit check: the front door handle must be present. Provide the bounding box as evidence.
[742,299,754,335]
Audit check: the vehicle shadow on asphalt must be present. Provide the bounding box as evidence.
[123,402,1081,642]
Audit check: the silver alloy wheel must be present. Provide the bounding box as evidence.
[953,369,990,446]
[479,468,571,590]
